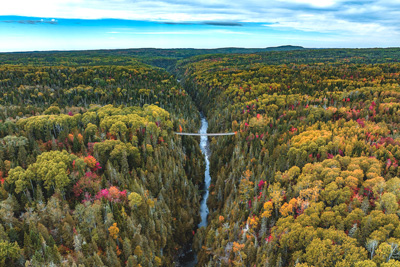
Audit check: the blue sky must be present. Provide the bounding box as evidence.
[1,0,399,52]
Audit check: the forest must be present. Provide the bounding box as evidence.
[0,57,204,266]
[1,47,400,266]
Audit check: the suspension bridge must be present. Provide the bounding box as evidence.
[175,132,236,136]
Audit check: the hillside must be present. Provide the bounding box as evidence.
[0,61,204,266]
[177,48,400,266]
[1,48,400,266]
[0,46,304,70]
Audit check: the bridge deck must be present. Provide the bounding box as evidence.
[175,132,236,136]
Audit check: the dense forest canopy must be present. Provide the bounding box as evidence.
[0,57,204,266]
[1,47,400,266]
[0,46,303,70]
[177,48,400,267]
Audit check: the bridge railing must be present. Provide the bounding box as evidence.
[174,132,236,136]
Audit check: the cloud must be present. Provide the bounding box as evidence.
[275,0,337,8]
[2,19,58,25]
[160,22,195,25]
[1,0,400,40]
[159,21,242,26]
[107,29,250,35]
[202,22,242,26]
[110,31,200,35]
[265,14,389,34]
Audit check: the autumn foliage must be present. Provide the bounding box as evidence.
[2,47,400,266]
[179,49,400,266]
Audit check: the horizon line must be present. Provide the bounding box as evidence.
[2,46,400,54]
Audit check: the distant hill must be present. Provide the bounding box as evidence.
[0,45,308,70]
[265,45,305,51]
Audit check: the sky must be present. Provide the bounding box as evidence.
[1,0,400,52]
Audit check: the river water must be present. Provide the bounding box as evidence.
[198,115,211,228]
[178,115,211,266]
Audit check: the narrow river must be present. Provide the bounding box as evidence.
[178,114,211,266]
[198,115,211,228]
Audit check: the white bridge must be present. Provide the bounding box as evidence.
[175,132,236,136]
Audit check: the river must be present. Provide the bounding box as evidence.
[198,115,211,228]
[177,115,211,266]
